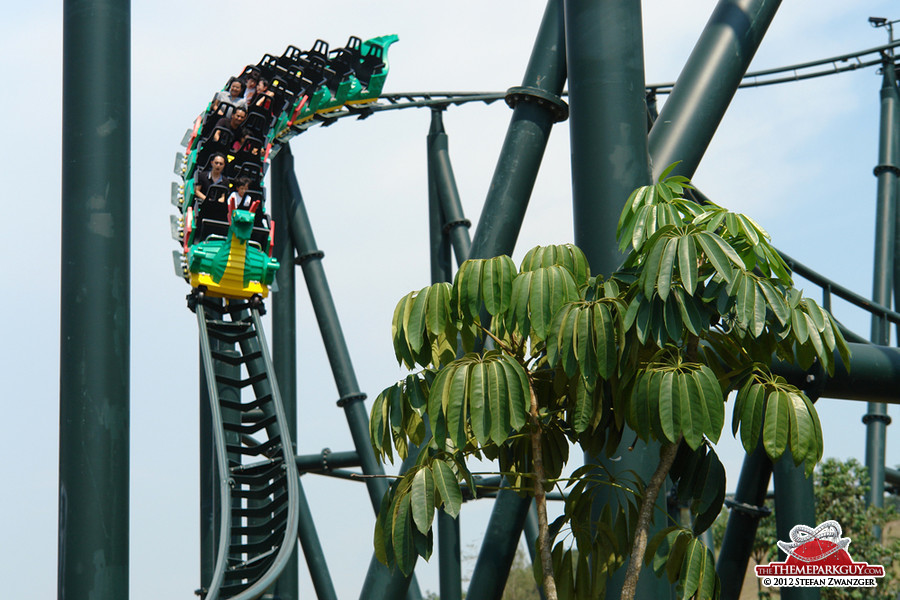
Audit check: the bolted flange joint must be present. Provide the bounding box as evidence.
[862,413,892,425]
[505,86,569,122]
[337,392,367,408]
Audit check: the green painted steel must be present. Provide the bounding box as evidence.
[425,125,465,599]
[277,147,422,600]
[866,56,900,530]
[648,0,782,180]
[465,487,533,600]
[428,109,472,266]
[773,458,819,600]
[464,1,568,595]
[59,0,130,599]
[566,0,651,276]
[427,111,454,285]
[716,443,774,598]
[295,480,338,600]
[466,0,567,263]
[438,513,463,600]
[563,2,671,598]
[272,151,300,600]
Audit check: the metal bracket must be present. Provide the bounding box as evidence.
[442,218,471,234]
[337,393,367,408]
[505,86,569,122]
[873,164,900,177]
[295,250,325,264]
[724,498,771,519]
[862,413,893,425]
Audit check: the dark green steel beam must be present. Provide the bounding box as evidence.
[773,459,818,600]
[59,1,130,599]
[866,56,899,529]
[566,0,651,275]
[563,2,671,597]
[272,142,300,600]
[295,477,338,600]
[648,0,782,180]
[295,450,361,472]
[466,0,567,263]
[276,148,422,600]
[428,108,472,266]
[426,129,465,600]
[465,1,568,596]
[716,443,773,598]
[774,342,900,403]
[465,487,533,600]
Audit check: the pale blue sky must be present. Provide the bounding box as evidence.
[2,1,899,598]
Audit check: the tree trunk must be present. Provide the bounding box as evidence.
[620,440,681,600]
[529,385,558,600]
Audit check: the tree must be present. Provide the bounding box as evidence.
[369,166,849,599]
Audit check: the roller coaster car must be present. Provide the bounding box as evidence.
[186,203,279,299]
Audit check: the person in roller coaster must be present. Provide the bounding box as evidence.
[227,176,254,211]
[251,77,276,114]
[212,106,248,145]
[194,153,227,203]
[211,79,247,114]
[241,71,260,104]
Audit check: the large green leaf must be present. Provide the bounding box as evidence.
[679,371,706,450]
[467,361,488,445]
[763,389,790,460]
[693,366,724,444]
[593,302,617,379]
[410,467,436,534]
[445,361,470,447]
[739,383,766,452]
[432,459,462,518]
[657,237,679,301]
[680,538,717,600]
[658,371,679,444]
[678,235,699,295]
[503,355,530,431]
[453,258,483,322]
[391,492,417,575]
[695,230,740,284]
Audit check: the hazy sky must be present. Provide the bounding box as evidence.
[3,1,900,598]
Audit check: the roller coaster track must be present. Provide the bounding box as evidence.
[276,38,900,138]
[192,295,300,600]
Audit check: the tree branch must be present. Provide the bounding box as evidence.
[621,440,681,600]
[529,382,558,600]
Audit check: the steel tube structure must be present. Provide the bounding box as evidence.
[271,145,300,600]
[277,147,421,600]
[866,56,899,529]
[59,1,130,598]
[648,0,782,180]
[465,1,569,595]
[428,109,472,266]
[563,1,670,598]
[716,444,773,598]
[773,459,818,600]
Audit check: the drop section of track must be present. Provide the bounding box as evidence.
[191,293,300,600]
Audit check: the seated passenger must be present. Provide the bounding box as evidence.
[212,107,248,145]
[195,153,228,202]
[242,72,260,104]
[212,80,247,114]
[252,78,277,114]
[228,177,255,211]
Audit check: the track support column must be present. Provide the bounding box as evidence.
[59,0,131,599]
[867,53,899,534]
[465,1,568,596]
[648,0,782,180]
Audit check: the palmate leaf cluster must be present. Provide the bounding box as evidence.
[369,167,850,598]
